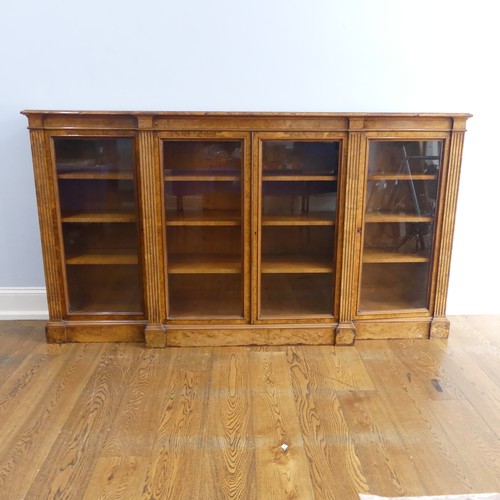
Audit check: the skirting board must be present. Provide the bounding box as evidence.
[0,287,49,320]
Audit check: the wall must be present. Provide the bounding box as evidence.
[0,0,498,314]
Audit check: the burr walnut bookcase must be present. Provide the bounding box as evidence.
[22,111,470,346]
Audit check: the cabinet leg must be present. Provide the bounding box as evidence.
[45,321,67,343]
[335,322,356,345]
[145,324,166,348]
[430,317,450,339]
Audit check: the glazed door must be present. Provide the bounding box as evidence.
[162,133,250,320]
[358,139,443,314]
[255,134,342,320]
[54,135,144,316]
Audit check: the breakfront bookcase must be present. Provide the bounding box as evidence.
[22,111,470,346]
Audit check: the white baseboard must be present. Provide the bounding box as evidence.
[0,287,49,320]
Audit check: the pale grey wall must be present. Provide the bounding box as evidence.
[0,0,498,312]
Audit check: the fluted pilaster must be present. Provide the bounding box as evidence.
[30,129,65,321]
[137,129,167,345]
[431,131,465,338]
[336,129,363,345]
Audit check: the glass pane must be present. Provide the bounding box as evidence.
[66,266,142,313]
[261,274,333,316]
[262,181,336,221]
[368,141,441,175]
[166,226,241,272]
[165,180,241,223]
[54,138,143,314]
[360,263,431,310]
[164,140,241,174]
[164,140,243,318]
[261,226,334,272]
[260,226,334,315]
[359,140,442,313]
[169,275,242,317]
[55,137,134,175]
[262,141,338,175]
[260,139,339,318]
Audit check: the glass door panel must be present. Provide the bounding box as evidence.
[359,140,442,313]
[54,137,143,314]
[163,140,244,317]
[260,140,339,317]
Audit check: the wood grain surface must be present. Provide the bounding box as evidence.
[1,317,499,499]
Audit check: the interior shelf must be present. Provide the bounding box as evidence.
[261,255,333,273]
[262,213,335,226]
[262,174,337,181]
[168,254,241,274]
[166,211,241,226]
[363,248,430,263]
[61,211,137,223]
[66,250,139,265]
[58,171,134,180]
[364,213,434,223]
[164,175,240,181]
[367,174,437,181]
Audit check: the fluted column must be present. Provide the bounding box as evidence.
[29,126,67,342]
[335,120,364,345]
[431,121,466,338]
[136,117,167,347]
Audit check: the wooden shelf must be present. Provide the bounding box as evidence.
[168,255,241,274]
[262,175,337,181]
[165,175,240,181]
[363,248,430,263]
[166,211,241,226]
[364,212,434,223]
[262,213,335,226]
[358,295,428,313]
[261,255,333,274]
[61,211,137,223]
[66,249,138,265]
[367,174,437,181]
[58,171,134,180]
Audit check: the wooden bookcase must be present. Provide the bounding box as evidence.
[22,111,470,346]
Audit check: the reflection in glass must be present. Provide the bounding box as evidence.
[54,138,143,314]
[362,222,434,260]
[359,140,442,312]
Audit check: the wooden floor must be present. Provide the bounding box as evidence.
[0,317,499,499]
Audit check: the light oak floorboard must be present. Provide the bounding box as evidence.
[250,350,315,499]
[141,348,214,499]
[357,340,474,495]
[196,348,256,500]
[0,316,499,499]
